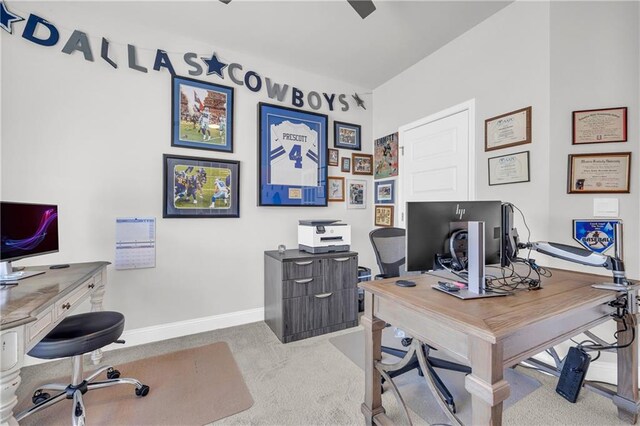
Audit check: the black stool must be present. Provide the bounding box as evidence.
[17,311,149,425]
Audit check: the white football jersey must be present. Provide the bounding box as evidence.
[269,121,319,187]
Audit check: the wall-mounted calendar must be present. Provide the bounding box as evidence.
[115,217,156,270]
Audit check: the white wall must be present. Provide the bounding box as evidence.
[0,3,375,332]
[372,0,639,383]
[373,1,552,246]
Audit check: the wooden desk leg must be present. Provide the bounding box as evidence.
[614,313,639,424]
[361,292,386,426]
[465,338,510,426]
[1,328,25,426]
[90,284,106,365]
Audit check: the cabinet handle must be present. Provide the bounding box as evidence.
[314,293,333,299]
[333,257,351,262]
[62,302,71,310]
[294,278,313,284]
[294,261,313,266]
[88,283,95,289]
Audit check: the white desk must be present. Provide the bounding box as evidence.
[0,261,109,426]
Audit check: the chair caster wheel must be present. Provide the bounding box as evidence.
[449,402,457,414]
[401,338,413,347]
[107,368,120,379]
[32,390,50,404]
[136,384,150,397]
[75,402,83,417]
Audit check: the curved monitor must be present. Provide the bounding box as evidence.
[406,200,502,272]
[1,202,59,263]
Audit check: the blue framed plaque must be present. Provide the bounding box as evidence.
[258,103,328,206]
[172,76,234,152]
[573,220,620,254]
[374,180,395,204]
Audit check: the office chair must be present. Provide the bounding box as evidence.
[369,227,471,413]
[16,311,150,425]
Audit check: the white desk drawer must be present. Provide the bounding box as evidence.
[26,306,55,346]
[55,276,96,318]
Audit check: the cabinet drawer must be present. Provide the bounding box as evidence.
[282,258,322,280]
[282,289,358,336]
[55,276,96,318]
[323,256,358,292]
[26,305,55,346]
[282,277,324,299]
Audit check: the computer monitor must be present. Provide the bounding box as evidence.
[406,200,502,272]
[0,201,59,281]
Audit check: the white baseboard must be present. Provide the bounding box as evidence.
[24,307,264,367]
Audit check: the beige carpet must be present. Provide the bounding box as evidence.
[16,342,253,426]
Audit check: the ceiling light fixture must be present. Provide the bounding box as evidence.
[347,0,376,19]
[218,0,376,20]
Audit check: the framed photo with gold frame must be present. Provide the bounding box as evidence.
[568,152,631,194]
[352,153,373,175]
[374,205,394,227]
[328,176,345,201]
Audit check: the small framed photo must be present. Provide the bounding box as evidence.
[485,106,531,151]
[328,176,345,202]
[163,154,240,218]
[572,107,627,145]
[488,151,530,186]
[374,180,395,204]
[258,102,328,207]
[334,121,361,150]
[172,76,234,152]
[568,152,631,194]
[352,153,373,175]
[341,157,351,173]
[374,205,394,227]
[347,179,366,209]
[328,149,339,166]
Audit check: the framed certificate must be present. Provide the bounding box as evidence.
[485,106,531,151]
[488,151,530,186]
[572,107,627,145]
[258,103,328,206]
[568,152,631,194]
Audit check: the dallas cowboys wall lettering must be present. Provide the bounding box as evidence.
[1,1,365,112]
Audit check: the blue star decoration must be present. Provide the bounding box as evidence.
[1,1,24,34]
[352,93,366,110]
[201,52,228,78]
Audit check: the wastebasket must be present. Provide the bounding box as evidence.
[357,266,371,312]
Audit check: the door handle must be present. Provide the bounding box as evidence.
[294,261,313,266]
[333,257,351,262]
[314,293,333,299]
[294,278,313,284]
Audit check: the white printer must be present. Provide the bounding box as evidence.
[298,220,351,254]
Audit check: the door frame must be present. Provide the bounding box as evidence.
[397,99,476,227]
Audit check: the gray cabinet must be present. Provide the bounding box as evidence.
[264,249,359,343]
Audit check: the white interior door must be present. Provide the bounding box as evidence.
[397,100,475,228]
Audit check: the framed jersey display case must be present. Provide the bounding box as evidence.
[258,103,328,206]
[171,76,234,152]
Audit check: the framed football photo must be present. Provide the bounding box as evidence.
[172,76,234,152]
[163,154,240,218]
[334,121,361,150]
[258,103,328,206]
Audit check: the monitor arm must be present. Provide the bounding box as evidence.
[521,241,628,286]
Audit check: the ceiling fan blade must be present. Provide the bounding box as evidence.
[347,0,376,19]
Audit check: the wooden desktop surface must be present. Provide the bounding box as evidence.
[359,268,638,425]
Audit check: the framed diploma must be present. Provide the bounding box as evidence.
[572,107,627,145]
[258,103,328,206]
[485,106,531,151]
[568,152,631,194]
[488,151,530,186]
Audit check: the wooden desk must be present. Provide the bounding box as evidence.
[0,261,109,426]
[360,268,639,425]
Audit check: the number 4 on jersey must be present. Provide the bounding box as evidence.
[288,144,302,169]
